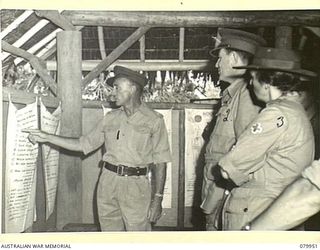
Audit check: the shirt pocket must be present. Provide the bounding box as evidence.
[129,123,152,152]
[103,124,120,145]
[209,105,236,154]
[210,121,236,155]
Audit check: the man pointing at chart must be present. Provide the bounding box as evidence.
[24,66,172,231]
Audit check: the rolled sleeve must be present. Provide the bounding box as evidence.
[79,118,105,155]
[219,107,288,186]
[151,117,172,164]
[302,160,320,190]
[219,157,248,186]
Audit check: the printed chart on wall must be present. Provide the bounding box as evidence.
[184,109,213,207]
[5,98,39,233]
[40,100,61,220]
[155,109,172,208]
[103,106,173,208]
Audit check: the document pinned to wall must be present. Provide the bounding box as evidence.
[155,109,172,209]
[40,99,61,220]
[5,99,39,233]
[184,109,213,207]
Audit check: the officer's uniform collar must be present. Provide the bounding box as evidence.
[222,78,246,101]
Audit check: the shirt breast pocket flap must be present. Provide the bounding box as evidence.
[103,125,119,134]
[131,123,152,135]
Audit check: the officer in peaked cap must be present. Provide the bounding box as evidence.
[201,28,266,231]
[210,28,267,56]
[106,66,148,88]
[24,66,171,231]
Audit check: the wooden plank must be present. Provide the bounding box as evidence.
[35,10,76,30]
[2,87,219,110]
[2,41,57,96]
[46,59,211,71]
[62,11,320,27]
[56,31,83,230]
[1,19,50,60]
[32,134,47,232]
[82,26,150,87]
[177,109,185,230]
[139,35,145,62]
[2,87,60,108]
[97,26,107,60]
[2,102,9,233]
[0,10,33,39]
[275,26,293,49]
[82,99,218,110]
[179,28,185,62]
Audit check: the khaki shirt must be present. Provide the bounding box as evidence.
[80,103,171,167]
[219,97,315,230]
[205,78,261,164]
[201,78,261,212]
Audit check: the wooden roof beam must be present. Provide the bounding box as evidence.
[46,59,211,71]
[82,26,150,87]
[62,11,320,27]
[35,10,76,30]
[2,41,57,96]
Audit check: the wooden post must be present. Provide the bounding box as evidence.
[139,35,145,62]
[97,26,107,60]
[179,28,185,62]
[56,31,82,230]
[35,10,76,30]
[275,26,292,49]
[177,110,185,230]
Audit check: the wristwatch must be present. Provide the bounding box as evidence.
[155,193,164,198]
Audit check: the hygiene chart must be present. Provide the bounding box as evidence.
[40,100,61,220]
[184,109,213,207]
[5,99,39,233]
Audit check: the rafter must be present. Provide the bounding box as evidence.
[2,41,57,96]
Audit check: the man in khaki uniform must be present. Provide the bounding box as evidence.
[201,28,266,230]
[242,160,320,230]
[218,47,315,230]
[25,66,171,231]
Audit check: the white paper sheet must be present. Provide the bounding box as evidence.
[5,99,39,233]
[184,109,213,207]
[40,100,61,220]
[155,109,172,208]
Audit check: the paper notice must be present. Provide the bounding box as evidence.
[184,109,213,207]
[40,100,61,220]
[5,100,39,233]
[155,109,172,209]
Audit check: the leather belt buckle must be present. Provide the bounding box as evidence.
[136,167,141,175]
[117,164,126,176]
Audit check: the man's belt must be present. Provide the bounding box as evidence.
[103,162,148,176]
